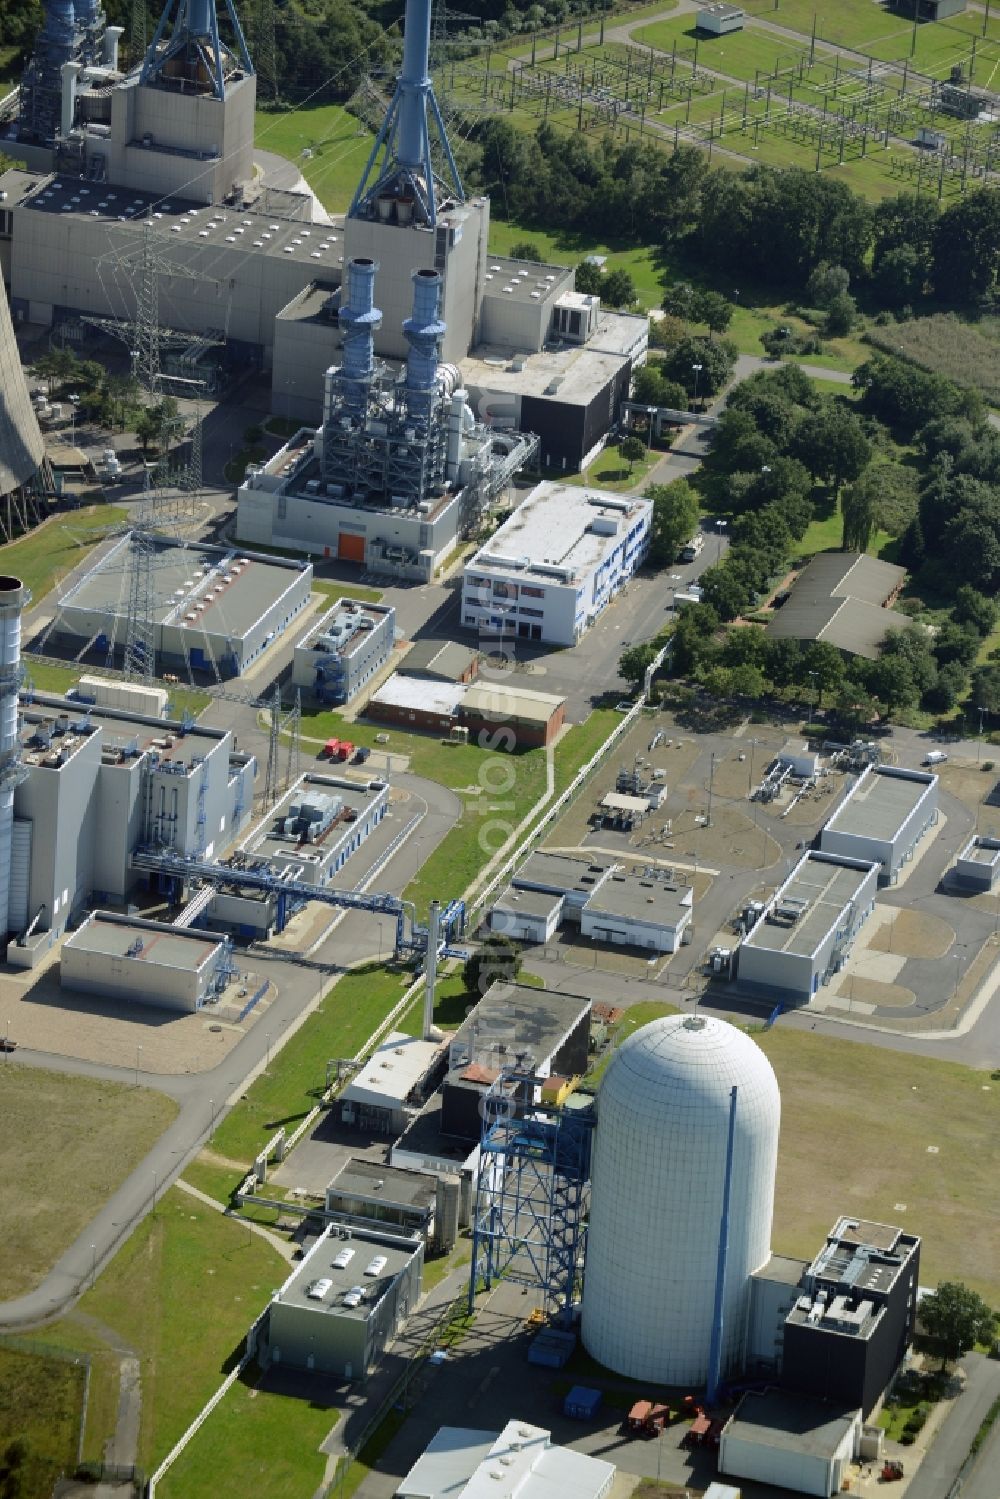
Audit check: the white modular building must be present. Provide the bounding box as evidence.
[819,765,938,883]
[461,483,652,646]
[718,1390,861,1499]
[291,596,396,705]
[582,1015,780,1386]
[396,1421,615,1499]
[61,911,234,1013]
[337,1030,444,1136]
[580,869,693,953]
[698,3,746,34]
[736,851,880,1003]
[952,834,1000,891]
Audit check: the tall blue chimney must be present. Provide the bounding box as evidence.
[338,258,382,418]
[403,269,445,424]
[348,0,463,228]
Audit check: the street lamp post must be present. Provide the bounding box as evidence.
[691,361,704,408]
[134,1044,142,1087]
[377,920,385,964]
[645,404,656,451]
[90,1243,97,1286]
[265,1032,271,1071]
[715,517,726,563]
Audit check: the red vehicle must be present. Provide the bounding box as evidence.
[686,1413,722,1448]
[334,740,354,762]
[622,1401,670,1439]
[320,738,340,759]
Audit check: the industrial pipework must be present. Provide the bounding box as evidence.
[140,0,254,100]
[337,258,383,419]
[403,269,446,426]
[0,577,29,942]
[348,0,463,227]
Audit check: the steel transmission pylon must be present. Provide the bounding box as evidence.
[121,524,156,683]
[132,217,162,397]
[262,685,282,809]
[283,689,301,794]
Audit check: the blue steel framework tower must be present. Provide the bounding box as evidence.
[349,0,463,228]
[468,1073,593,1319]
[141,0,254,99]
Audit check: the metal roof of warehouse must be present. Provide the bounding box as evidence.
[825,766,936,842]
[744,853,877,958]
[468,482,649,584]
[60,535,306,638]
[461,681,565,724]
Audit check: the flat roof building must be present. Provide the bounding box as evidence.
[462,483,652,647]
[291,596,396,705]
[782,1217,920,1419]
[10,695,254,954]
[819,765,938,882]
[580,868,693,954]
[396,1421,615,1499]
[737,851,880,1003]
[61,910,234,1013]
[698,3,746,33]
[52,535,312,679]
[440,982,592,1143]
[337,1031,445,1137]
[719,1390,862,1499]
[325,1158,438,1241]
[952,834,1000,891]
[254,1223,423,1382]
[367,673,466,735]
[366,674,568,748]
[767,553,907,660]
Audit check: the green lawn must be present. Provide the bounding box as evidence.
[796,501,893,560]
[205,962,416,1176]
[588,1001,1000,1303]
[740,0,930,51]
[0,1065,178,1301]
[255,103,375,215]
[584,445,662,492]
[0,505,127,603]
[313,578,384,606]
[158,1365,337,1499]
[0,1346,87,1499]
[634,15,821,83]
[22,660,211,721]
[82,1189,286,1466]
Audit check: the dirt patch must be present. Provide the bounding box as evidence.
[667,802,781,872]
[770,773,844,826]
[867,908,954,960]
[835,975,915,1008]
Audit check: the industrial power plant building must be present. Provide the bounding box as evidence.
[461,484,652,646]
[396,1422,615,1499]
[736,851,880,1003]
[52,536,312,679]
[582,1016,780,1388]
[61,910,235,1012]
[291,597,396,704]
[253,1223,423,1382]
[9,692,255,957]
[819,765,938,882]
[489,853,692,953]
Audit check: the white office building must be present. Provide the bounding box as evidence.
[461,483,652,646]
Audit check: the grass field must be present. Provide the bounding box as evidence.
[72,1188,286,1467]
[593,1003,1000,1302]
[158,1365,337,1499]
[0,1066,178,1300]
[634,15,822,83]
[485,218,672,310]
[0,505,127,604]
[0,1345,87,1498]
[867,314,1000,405]
[255,103,375,215]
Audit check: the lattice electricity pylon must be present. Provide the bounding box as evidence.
[283,688,301,795]
[261,683,282,809]
[121,527,157,683]
[89,217,225,398]
[250,0,279,102]
[467,1072,594,1318]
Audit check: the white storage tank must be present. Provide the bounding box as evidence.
[582,1015,780,1385]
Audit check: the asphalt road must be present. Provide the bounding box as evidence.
[904,1354,1000,1499]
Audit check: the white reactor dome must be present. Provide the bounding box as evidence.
[581,1014,780,1387]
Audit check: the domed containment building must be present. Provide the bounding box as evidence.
[581,1015,780,1387]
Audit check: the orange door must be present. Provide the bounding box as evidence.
[338,531,365,563]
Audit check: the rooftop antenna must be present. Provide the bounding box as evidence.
[349,0,463,228]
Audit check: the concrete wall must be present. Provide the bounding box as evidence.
[747,1272,801,1372]
[61,929,224,1012]
[489,902,560,943]
[107,74,256,204]
[14,730,102,935]
[292,602,395,703]
[341,198,489,363]
[9,200,316,362]
[271,306,338,424]
[719,1428,856,1499]
[580,901,690,954]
